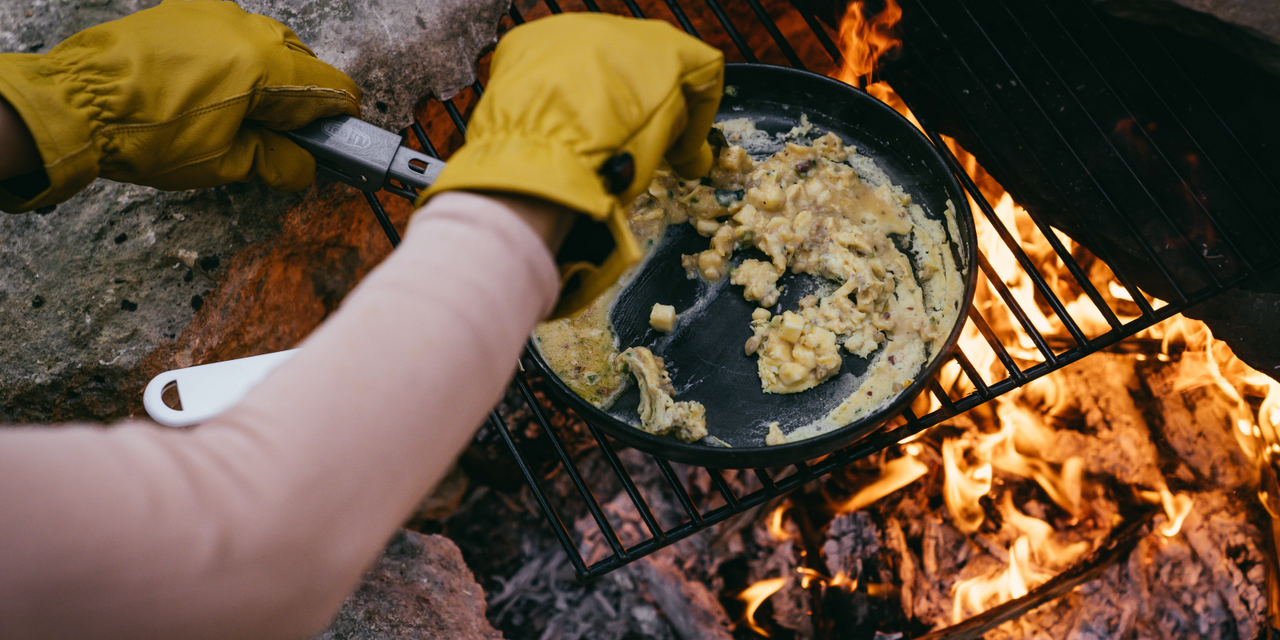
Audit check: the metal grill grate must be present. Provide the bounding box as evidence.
[358,0,1280,579]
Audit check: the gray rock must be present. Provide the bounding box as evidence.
[1093,0,1280,75]
[0,0,508,422]
[243,0,510,129]
[0,180,302,422]
[314,529,504,640]
[1,0,509,129]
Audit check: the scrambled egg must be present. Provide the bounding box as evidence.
[644,129,957,403]
[534,120,964,445]
[617,347,707,442]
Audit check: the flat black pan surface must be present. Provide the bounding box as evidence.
[530,63,976,469]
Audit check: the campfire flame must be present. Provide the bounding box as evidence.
[739,577,788,637]
[767,504,790,541]
[835,451,930,513]
[941,437,992,533]
[731,1,1280,631]
[834,0,903,87]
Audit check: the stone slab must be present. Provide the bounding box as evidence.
[315,529,504,640]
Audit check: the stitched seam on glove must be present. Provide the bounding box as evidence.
[18,58,106,172]
[96,86,356,137]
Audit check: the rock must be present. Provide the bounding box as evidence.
[1093,0,1280,76]
[0,0,509,129]
[314,529,504,640]
[0,0,509,422]
[243,0,510,129]
[0,178,406,422]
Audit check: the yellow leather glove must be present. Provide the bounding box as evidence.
[417,13,724,318]
[0,0,360,214]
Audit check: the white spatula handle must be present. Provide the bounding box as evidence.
[143,349,299,427]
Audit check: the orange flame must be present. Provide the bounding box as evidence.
[1156,484,1193,537]
[941,437,992,533]
[796,567,857,591]
[767,505,791,541]
[816,5,1280,627]
[834,0,903,87]
[739,577,788,637]
[999,493,1089,569]
[834,451,930,513]
[952,535,1043,624]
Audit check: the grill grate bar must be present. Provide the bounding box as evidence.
[488,410,590,577]
[441,99,469,137]
[656,458,705,524]
[946,0,1227,292]
[661,0,701,37]
[508,4,526,25]
[410,123,440,158]
[792,2,843,67]
[706,468,743,510]
[743,0,807,69]
[620,0,647,18]
[927,377,958,415]
[950,348,990,398]
[965,303,1026,384]
[754,468,779,494]
[586,424,668,541]
[995,0,1259,276]
[701,0,758,63]
[895,0,1190,307]
[513,376,630,560]
[362,192,402,247]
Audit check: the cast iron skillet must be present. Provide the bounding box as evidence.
[528,63,977,469]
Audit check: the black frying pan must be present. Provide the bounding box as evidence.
[529,63,977,469]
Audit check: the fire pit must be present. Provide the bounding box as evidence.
[370,0,1280,637]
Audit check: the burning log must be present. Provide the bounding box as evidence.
[910,507,1159,640]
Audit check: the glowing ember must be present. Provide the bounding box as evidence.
[796,567,823,589]
[739,577,788,637]
[833,0,903,86]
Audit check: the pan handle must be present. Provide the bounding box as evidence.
[143,349,299,427]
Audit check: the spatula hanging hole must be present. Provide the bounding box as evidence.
[408,158,429,174]
[161,380,183,411]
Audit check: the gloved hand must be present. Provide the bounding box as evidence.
[0,0,361,213]
[417,13,724,318]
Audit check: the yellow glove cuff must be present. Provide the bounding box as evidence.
[0,54,100,212]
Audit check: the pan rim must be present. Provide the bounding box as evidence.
[526,62,978,469]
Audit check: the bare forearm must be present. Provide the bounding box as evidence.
[0,94,41,181]
[0,192,560,639]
